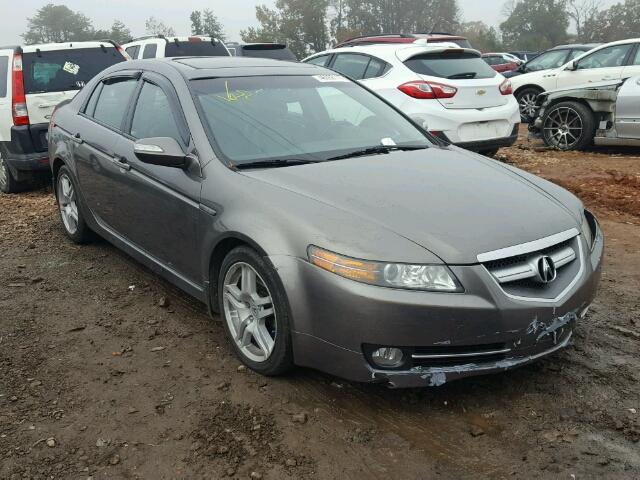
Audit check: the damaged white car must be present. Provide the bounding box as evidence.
[529,76,640,150]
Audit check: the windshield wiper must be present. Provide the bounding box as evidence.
[234,158,320,170]
[448,72,477,79]
[326,145,428,161]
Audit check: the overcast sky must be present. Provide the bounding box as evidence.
[0,0,619,46]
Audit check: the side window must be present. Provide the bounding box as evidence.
[91,78,138,130]
[577,44,632,70]
[130,82,182,143]
[630,45,640,65]
[84,82,103,117]
[527,50,569,71]
[332,54,371,80]
[363,56,388,79]
[142,44,158,59]
[307,55,330,67]
[125,46,140,59]
[0,56,8,97]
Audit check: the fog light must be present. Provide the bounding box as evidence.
[371,347,404,368]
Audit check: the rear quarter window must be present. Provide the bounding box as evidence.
[404,51,496,80]
[22,47,126,94]
[0,56,8,97]
[164,41,229,57]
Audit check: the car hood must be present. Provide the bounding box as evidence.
[241,147,579,264]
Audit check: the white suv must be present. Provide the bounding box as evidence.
[0,41,128,192]
[512,38,640,121]
[123,35,230,59]
[303,43,520,155]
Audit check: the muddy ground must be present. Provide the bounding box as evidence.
[1,130,639,480]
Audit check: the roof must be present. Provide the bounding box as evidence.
[549,43,601,50]
[1,41,120,53]
[336,33,466,48]
[304,43,479,63]
[154,56,324,79]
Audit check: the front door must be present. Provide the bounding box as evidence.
[110,75,202,282]
[555,43,633,89]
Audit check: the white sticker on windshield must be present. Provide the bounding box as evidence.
[63,62,80,75]
[381,138,397,146]
[312,74,349,83]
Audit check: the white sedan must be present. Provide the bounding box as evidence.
[512,38,640,121]
[303,43,520,156]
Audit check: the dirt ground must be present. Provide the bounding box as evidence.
[1,129,639,480]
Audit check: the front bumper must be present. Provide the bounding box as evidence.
[270,231,603,388]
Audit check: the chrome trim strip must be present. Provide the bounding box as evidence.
[477,228,580,263]
[484,237,586,303]
[489,245,576,284]
[412,348,512,359]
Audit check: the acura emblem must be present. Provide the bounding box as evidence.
[536,256,557,284]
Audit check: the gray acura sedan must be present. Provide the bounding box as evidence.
[48,57,603,388]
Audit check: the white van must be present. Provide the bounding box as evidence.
[0,41,128,192]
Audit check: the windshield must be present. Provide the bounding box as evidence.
[22,47,125,94]
[191,75,431,165]
[404,51,496,79]
[525,49,569,72]
[164,41,229,57]
[242,45,297,61]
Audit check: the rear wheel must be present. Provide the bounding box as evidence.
[516,87,542,123]
[0,152,27,194]
[56,166,92,243]
[541,101,595,151]
[217,246,294,376]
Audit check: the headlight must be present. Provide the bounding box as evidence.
[308,245,463,292]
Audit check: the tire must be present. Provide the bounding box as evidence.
[56,166,92,243]
[541,101,595,151]
[0,151,28,194]
[217,246,294,376]
[516,87,543,123]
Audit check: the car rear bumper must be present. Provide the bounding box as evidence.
[451,124,519,152]
[269,230,603,388]
[1,124,50,179]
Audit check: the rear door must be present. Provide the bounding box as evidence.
[402,50,507,109]
[22,46,127,128]
[556,43,633,89]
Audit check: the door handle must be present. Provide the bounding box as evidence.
[114,156,131,171]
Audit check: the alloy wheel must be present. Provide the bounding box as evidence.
[543,106,584,150]
[222,262,277,363]
[519,92,538,118]
[57,173,79,234]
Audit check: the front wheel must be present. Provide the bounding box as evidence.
[217,246,294,376]
[516,87,542,123]
[541,101,595,151]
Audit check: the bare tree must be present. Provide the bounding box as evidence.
[567,0,602,40]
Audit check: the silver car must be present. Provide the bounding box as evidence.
[530,75,640,150]
[48,57,604,388]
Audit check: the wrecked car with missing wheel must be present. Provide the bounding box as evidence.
[48,57,604,388]
[529,76,640,150]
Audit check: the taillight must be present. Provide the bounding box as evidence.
[398,81,457,99]
[499,79,513,95]
[11,53,29,126]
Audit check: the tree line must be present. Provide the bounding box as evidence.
[22,1,640,57]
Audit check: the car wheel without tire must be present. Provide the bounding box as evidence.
[56,166,92,243]
[516,87,542,123]
[217,246,294,376]
[0,152,27,194]
[541,101,595,151]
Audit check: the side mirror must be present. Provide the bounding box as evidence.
[518,64,526,73]
[134,137,187,168]
[567,60,578,71]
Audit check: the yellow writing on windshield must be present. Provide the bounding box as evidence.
[217,81,254,102]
